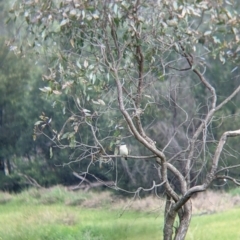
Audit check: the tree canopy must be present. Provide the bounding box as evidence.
[8,0,240,239]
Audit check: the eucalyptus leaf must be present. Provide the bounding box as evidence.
[34,121,44,125]
[60,19,69,27]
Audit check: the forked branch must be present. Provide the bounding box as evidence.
[174,129,240,211]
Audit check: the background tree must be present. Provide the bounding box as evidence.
[0,0,82,190]
[9,0,240,239]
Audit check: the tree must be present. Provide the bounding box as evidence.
[9,0,240,239]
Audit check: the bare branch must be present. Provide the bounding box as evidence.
[215,85,240,111]
[216,164,240,174]
[73,171,91,184]
[167,163,187,195]
[18,173,43,189]
[215,175,240,186]
[179,42,217,187]
[102,154,156,159]
[174,129,240,210]
[114,68,179,200]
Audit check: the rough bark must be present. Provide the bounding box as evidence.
[164,196,192,240]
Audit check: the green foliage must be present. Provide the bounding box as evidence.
[228,187,240,196]
[0,38,36,157]
[0,35,84,191]
[6,1,240,238]
[0,173,22,192]
[5,0,240,196]
[10,2,239,125]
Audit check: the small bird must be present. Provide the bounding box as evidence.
[119,142,129,160]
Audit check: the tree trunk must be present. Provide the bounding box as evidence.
[174,201,192,240]
[4,159,10,175]
[163,195,177,240]
[164,197,192,240]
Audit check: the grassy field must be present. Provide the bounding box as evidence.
[0,187,240,240]
[188,209,240,240]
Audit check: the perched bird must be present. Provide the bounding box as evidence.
[119,142,129,160]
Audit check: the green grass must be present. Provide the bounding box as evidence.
[187,209,240,240]
[228,187,240,196]
[0,204,163,240]
[1,187,240,240]
[0,187,163,240]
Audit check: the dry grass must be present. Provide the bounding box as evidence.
[0,191,12,204]
[55,187,240,215]
[110,190,240,215]
[81,191,113,208]
[111,195,165,213]
[56,212,77,226]
[191,190,240,214]
[2,186,240,215]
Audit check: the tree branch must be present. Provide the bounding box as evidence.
[215,175,240,186]
[216,164,240,174]
[179,43,217,187]
[174,129,240,211]
[215,85,240,111]
[102,154,156,159]
[114,68,178,200]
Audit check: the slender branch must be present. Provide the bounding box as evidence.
[102,154,156,159]
[110,22,120,60]
[136,180,166,193]
[216,164,240,174]
[135,44,144,108]
[114,68,178,200]
[114,68,162,153]
[215,85,240,111]
[18,173,43,188]
[167,65,192,71]
[216,175,240,186]
[174,129,240,211]
[129,2,147,140]
[133,44,146,138]
[179,43,217,187]
[167,163,187,195]
[87,121,108,156]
